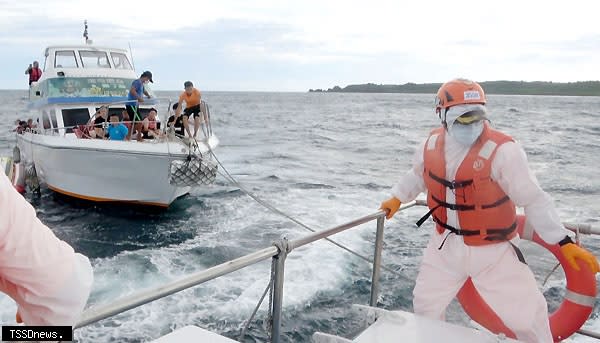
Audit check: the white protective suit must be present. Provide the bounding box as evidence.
[0,172,93,325]
[390,106,571,343]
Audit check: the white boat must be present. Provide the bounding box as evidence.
[16,34,218,207]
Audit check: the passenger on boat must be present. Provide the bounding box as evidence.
[175,81,205,139]
[141,108,162,139]
[107,113,128,140]
[126,71,153,140]
[121,109,132,131]
[0,172,93,325]
[13,120,28,134]
[167,103,185,137]
[379,78,599,343]
[26,118,37,130]
[89,105,109,139]
[25,61,42,86]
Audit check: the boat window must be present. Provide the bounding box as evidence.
[62,108,91,133]
[50,109,59,133]
[80,51,111,69]
[55,51,78,68]
[110,52,133,70]
[42,111,51,130]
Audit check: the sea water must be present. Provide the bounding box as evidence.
[0,90,598,342]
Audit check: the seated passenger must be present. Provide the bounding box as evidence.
[121,109,132,131]
[13,120,28,134]
[26,118,37,130]
[89,106,109,139]
[141,108,162,139]
[107,113,128,140]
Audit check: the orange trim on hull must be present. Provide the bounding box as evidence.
[47,184,170,208]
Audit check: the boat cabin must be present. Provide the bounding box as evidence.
[29,45,138,102]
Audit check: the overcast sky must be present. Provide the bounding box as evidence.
[1,0,599,91]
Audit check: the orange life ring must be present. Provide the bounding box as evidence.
[456,215,597,342]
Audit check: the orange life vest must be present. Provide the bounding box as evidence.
[421,122,517,246]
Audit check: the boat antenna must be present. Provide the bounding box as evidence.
[83,20,91,44]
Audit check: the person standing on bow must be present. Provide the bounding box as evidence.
[126,70,153,140]
[175,81,205,139]
[25,61,42,86]
[379,78,599,343]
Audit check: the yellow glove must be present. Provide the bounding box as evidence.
[560,237,600,273]
[380,197,401,219]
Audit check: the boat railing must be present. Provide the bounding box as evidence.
[73,200,600,342]
[29,97,214,140]
[74,200,422,341]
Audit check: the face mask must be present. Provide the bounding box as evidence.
[448,120,484,146]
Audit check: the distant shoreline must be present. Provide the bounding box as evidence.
[309,81,600,96]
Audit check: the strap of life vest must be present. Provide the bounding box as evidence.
[433,218,524,263]
[428,171,473,189]
[416,194,510,227]
[433,216,517,240]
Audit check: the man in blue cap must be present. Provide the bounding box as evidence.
[126,71,153,140]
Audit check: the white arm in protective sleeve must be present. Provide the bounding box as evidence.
[391,140,427,202]
[491,141,571,245]
[0,173,93,325]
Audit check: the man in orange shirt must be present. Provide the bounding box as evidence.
[175,81,205,139]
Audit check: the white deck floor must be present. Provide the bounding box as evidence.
[152,308,522,343]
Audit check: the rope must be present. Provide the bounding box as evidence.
[266,256,276,340]
[185,133,408,340]
[197,142,407,279]
[238,271,274,342]
[542,262,561,287]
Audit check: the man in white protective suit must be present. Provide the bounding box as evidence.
[379,78,599,343]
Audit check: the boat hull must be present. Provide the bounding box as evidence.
[17,133,218,207]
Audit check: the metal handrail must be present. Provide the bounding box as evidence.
[74,246,279,329]
[73,200,600,342]
[74,201,421,339]
[25,97,216,139]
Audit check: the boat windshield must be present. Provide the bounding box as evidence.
[80,51,111,69]
[55,51,78,68]
[110,52,133,70]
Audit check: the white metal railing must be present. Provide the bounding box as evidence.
[74,201,421,341]
[72,200,600,342]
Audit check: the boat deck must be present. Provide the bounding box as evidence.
[151,308,522,343]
